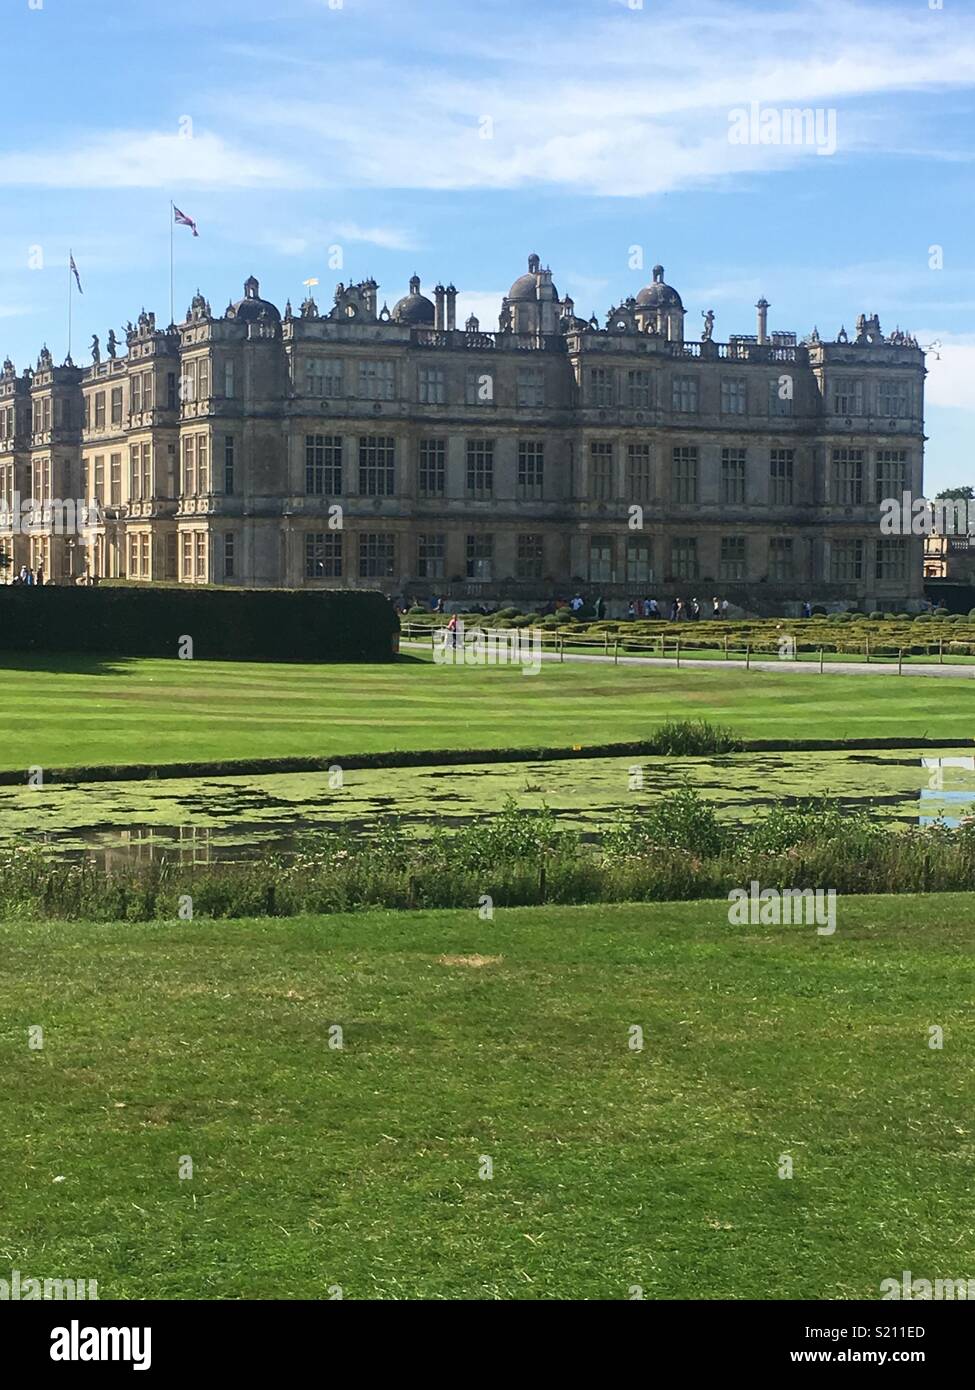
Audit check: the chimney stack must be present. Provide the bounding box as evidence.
[445,284,457,332]
[756,297,769,345]
[434,284,445,332]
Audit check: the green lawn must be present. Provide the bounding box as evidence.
[0,652,972,772]
[3,896,972,1299]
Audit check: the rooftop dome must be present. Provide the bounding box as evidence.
[227,275,280,322]
[392,275,435,325]
[508,253,558,303]
[636,264,683,310]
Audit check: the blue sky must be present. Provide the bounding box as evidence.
[2,0,973,490]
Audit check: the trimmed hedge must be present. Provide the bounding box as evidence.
[0,585,399,662]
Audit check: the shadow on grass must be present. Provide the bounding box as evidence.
[0,651,141,677]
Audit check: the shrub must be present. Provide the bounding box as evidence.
[810,605,827,617]
[932,607,950,617]
[0,586,399,662]
[604,785,724,858]
[868,611,884,620]
[827,611,853,623]
[650,720,744,755]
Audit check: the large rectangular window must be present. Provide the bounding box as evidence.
[588,536,613,584]
[418,367,445,405]
[721,378,747,415]
[358,532,395,578]
[875,536,907,582]
[671,537,699,580]
[590,442,614,500]
[111,387,123,426]
[832,448,864,505]
[516,533,544,580]
[877,381,910,418]
[769,449,795,505]
[517,441,544,500]
[465,368,493,406]
[875,449,907,502]
[516,367,544,408]
[768,377,793,417]
[358,437,395,496]
[589,368,614,408]
[306,360,343,397]
[305,531,342,579]
[627,370,653,409]
[306,435,343,495]
[465,533,493,580]
[417,533,445,580]
[358,360,395,401]
[833,379,864,416]
[769,536,794,581]
[830,538,864,581]
[224,437,235,495]
[465,440,494,499]
[94,392,106,429]
[672,376,699,413]
[197,435,209,494]
[719,535,746,581]
[626,535,653,585]
[418,439,446,497]
[671,446,698,504]
[721,448,746,505]
[223,532,235,578]
[626,444,652,503]
[110,453,122,507]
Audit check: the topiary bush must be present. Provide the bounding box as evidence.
[0,586,399,662]
[868,611,884,620]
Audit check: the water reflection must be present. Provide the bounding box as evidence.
[919,757,975,828]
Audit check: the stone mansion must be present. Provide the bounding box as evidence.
[0,254,926,609]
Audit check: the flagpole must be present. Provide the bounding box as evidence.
[169,202,175,327]
[67,249,72,359]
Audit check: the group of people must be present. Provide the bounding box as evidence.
[11,565,44,587]
[627,596,730,621]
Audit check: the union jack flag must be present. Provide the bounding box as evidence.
[173,205,199,237]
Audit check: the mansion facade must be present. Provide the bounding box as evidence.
[0,255,926,609]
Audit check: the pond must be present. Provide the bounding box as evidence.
[3,749,974,866]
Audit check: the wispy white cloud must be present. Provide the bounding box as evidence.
[331,221,418,252]
[0,129,310,190]
[5,2,974,200]
[215,0,975,197]
[917,332,975,411]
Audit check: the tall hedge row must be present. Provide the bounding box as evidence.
[0,586,399,662]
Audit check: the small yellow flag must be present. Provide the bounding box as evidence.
[303,277,319,287]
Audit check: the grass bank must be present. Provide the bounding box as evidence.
[0,653,972,773]
[4,796,975,919]
[3,895,972,1298]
